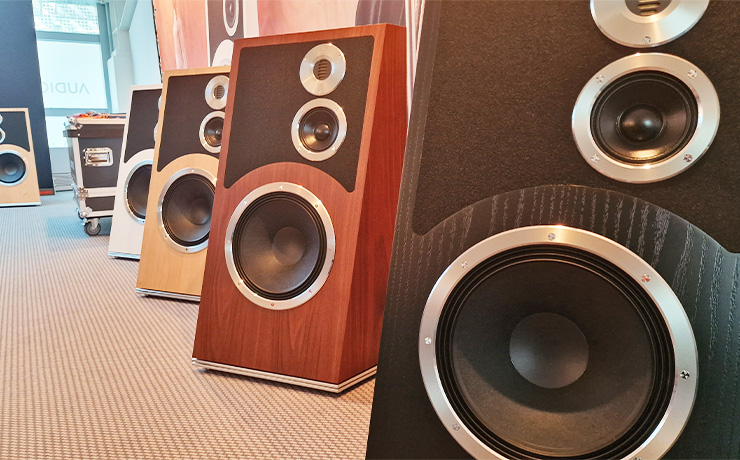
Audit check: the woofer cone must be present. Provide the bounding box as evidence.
[591,71,697,165]
[573,53,720,183]
[225,182,335,310]
[157,168,216,253]
[419,226,697,460]
[199,111,225,154]
[291,99,347,161]
[124,160,153,222]
[0,150,28,185]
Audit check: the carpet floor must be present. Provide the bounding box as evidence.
[0,192,375,459]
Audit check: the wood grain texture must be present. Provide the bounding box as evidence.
[153,0,209,72]
[137,68,224,297]
[256,0,359,36]
[0,109,40,206]
[193,24,406,385]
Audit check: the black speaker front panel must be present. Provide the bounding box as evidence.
[410,0,740,252]
[0,110,30,151]
[368,1,740,459]
[368,185,740,459]
[224,36,374,192]
[123,88,161,164]
[157,73,227,172]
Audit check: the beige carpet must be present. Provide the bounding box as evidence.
[0,192,374,460]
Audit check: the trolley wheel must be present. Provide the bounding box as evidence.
[84,219,101,236]
[77,209,85,220]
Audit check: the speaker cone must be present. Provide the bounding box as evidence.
[199,111,225,153]
[291,99,347,161]
[124,162,152,221]
[592,71,697,165]
[225,182,336,310]
[0,150,27,185]
[420,226,698,460]
[159,171,215,251]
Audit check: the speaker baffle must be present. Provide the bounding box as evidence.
[225,182,335,310]
[212,39,234,67]
[199,111,225,154]
[591,0,709,47]
[157,168,216,253]
[0,149,28,185]
[291,98,347,161]
[419,226,697,460]
[222,0,239,36]
[300,43,346,96]
[124,159,153,223]
[205,75,230,110]
[573,53,719,183]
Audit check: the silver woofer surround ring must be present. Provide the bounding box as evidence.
[205,75,230,110]
[156,167,216,253]
[199,111,225,154]
[123,157,153,224]
[0,147,29,187]
[573,53,719,183]
[299,43,347,96]
[224,182,336,310]
[291,98,347,162]
[591,0,709,48]
[418,225,698,460]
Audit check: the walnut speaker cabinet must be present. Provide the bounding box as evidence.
[109,84,162,259]
[0,108,40,207]
[367,1,740,459]
[136,67,229,301]
[192,25,406,392]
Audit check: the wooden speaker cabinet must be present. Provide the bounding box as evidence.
[192,24,406,392]
[0,108,40,207]
[136,67,229,301]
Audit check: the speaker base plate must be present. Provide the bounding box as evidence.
[135,288,200,303]
[191,359,376,393]
[108,251,141,260]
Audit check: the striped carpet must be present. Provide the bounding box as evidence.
[0,192,375,460]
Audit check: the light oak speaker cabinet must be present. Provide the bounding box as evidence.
[0,108,40,207]
[192,24,406,392]
[136,67,229,301]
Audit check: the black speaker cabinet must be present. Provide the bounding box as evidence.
[0,107,40,206]
[367,1,740,459]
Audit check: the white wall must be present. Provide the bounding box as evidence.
[129,0,161,85]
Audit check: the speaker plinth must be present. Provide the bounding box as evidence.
[124,160,152,222]
[419,226,697,460]
[225,182,336,310]
[157,168,216,253]
[0,150,27,185]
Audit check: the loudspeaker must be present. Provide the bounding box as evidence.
[366,1,740,459]
[192,25,406,392]
[109,84,162,259]
[136,67,229,301]
[0,108,40,207]
[205,0,258,66]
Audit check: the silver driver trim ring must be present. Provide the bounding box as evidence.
[123,155,154,224]
[418,225,698,460]
[223,0,239,37]
[224,182,336,311]
[205,75,230,110]
[0,147,30,187]
[156,167,217,254]
[299,43,347,96]
[199,111,225,154]
[591,0,709,48]
[573,53,720,183]
[291,98,347,162]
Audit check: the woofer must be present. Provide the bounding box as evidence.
[223,0,238,36]
[199,111,225,153]
[419,226,697,460]
[124,160,153,222]
[291,99,347,161]
[157,168,216,253]
[300,43,346,96]
[591,0,709,48]
[573,53,719,183]
[225,182,335,310]
[0,150,28,185]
